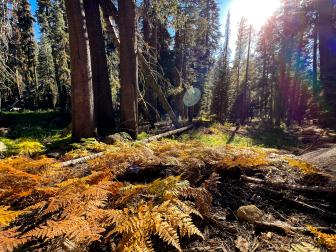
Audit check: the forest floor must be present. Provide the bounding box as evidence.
[0,112,335,252]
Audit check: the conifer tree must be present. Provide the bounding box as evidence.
[17,0,37,109]
[51,1,70,114]
[36,34,57,108]
[232,17,248,91]
[211,11,231,122]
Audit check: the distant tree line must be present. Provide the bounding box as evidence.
[205,0,336,129]
[1,0,336,140]
[0,0,220,140]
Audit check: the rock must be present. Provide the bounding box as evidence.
[103,132,132,145]
[301,127,317,136]
[235,236,249,252]
[0,141,7,153]
[0,128,9,137]
[301,144,336,176]
[237,205,264,224]
[119,132,132,141]
[47,152,61,159]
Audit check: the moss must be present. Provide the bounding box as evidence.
[137,131,150,140]
[0,111,70,156]
[0,137,45,156]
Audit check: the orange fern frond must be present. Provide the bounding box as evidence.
[0,206,28,227]
[0,228,30,252]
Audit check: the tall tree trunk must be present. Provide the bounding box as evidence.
[318,0,336,123]
[84,0,114,136]
[65,0,96,141]
[118,0,138,139]
[241,26,252,124]
[313,24,318,96]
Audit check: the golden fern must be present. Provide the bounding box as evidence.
[0,206,27,227]
[0,228,30,252]
[308,226,336,252]
[25,217,105,244]
[289,242,321,252]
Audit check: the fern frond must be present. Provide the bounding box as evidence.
[0,228,30,252]
[289,242,321,252]
[0,206,27,227]
[26,217,105,244]
[151,211,181,251]
[308,226,336,252]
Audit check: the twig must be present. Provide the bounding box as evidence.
[241,175,336,194]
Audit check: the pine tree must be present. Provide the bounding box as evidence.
[36,34,57,109]
[36,0,52,34]
[51,1,70,114]
[211,11,231,122]
[232,17,248,91]
[17,0,37,109]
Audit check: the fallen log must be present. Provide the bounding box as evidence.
[60,125,193,167]
[241,175,336,194]
[141,125,193,143]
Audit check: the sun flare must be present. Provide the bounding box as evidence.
[230,0,281,29]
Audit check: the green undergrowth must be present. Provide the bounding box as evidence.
[183,122,299,150]
[0,111,71,156]
[181,123,256,148]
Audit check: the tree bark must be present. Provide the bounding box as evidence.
[118,0,138,139]
[65,0,96,141]
[84,0,115,136]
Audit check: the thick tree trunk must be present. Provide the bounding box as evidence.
[118,0,138,139]
[84,0,115,136]
[65,0,96,141]
[318,0,336,124]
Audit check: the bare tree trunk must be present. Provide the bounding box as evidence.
[118,0,138,139]
[84,0,115,136]
[65,0,96,141]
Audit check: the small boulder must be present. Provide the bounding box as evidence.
[0,141,7,153]
[103,132,132,145]
[237,205,264,224]
[0,128,9,137]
